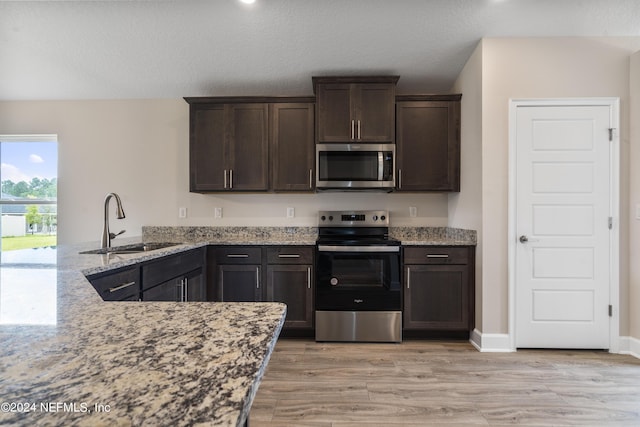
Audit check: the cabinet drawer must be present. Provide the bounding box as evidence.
[142,249,203,290]
[404,247,469,265]
[266,246,313,264]
[89,267,140,301]
[214,247,262,264]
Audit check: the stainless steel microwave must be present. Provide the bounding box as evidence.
[316,143,396,190]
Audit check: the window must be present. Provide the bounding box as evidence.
[0,135,58,252]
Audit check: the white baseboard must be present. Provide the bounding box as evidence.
[470,332,640,359]
[618,336,640,359]
[469,329,514,352]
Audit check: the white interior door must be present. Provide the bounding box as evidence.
[514,103,613,349]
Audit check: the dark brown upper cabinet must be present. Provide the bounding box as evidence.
[270,102,315,192]
[313,76,399,143]
[186,99,269,192]
[395,95,461,192]
[186,97,315,193]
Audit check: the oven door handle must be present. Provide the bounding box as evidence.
[317,245,400,253]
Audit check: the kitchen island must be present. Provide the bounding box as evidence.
[0,241,286,427]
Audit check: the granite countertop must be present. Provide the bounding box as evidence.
[0,239,286,427]
[142,225,477,247]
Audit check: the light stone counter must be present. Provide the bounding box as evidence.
[0,239,286,427]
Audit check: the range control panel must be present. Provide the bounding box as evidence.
[318,210,389,227]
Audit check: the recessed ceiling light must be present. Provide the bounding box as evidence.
[240,0,256,4]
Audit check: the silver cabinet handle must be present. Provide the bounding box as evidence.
[184,277,188,302]
[357,120,361,140]
[307,267,311,289]
[256,267,260,289]
[398,169,402,189]
[227,254,249,258]
[230,169,233,189]
[309,169,313,189]
[278,254,300,258]
[351,119,355,140]
[406,267,410,289]
[224,169,227,189]
[427,254,449,258]
[109,281,136,293]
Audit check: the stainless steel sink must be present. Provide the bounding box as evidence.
[79,242,181,255]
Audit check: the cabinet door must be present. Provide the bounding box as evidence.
[143,278,182,302]
[190,105,226,191]
[266,265,313,329]
[228,104,269,191]
[316,84,352,142]
[218,265,261,302]
[396,101,460,191]
[271,103,315,191]
[355,84,395,142]
[184,268,205,302]
[88,266,139,301]
[403,264,469,330]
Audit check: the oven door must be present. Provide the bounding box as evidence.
[315,245,401,311]
[316,143,395,189]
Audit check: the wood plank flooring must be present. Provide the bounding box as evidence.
[250,339,640,426]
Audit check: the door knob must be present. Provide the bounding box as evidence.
[519,235,529,243]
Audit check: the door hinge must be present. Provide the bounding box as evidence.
[609,128,615,141]
[608,217,613,229]
[609,304,613,317]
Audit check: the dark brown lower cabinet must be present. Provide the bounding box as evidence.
[141,248,206,301]
[218,264,261,302]
[208,245,314,332]
[403,246,475,334]
[265,247,314,329]
[87,266,140,301]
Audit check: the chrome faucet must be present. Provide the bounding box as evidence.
[101,192,126,249]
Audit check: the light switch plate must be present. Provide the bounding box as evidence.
[286,207,295,218]
[178,207,187,218]
[636,204,640,220]
[409,206,417,218]
[214,207,222,219]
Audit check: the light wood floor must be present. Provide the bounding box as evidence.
[250,338,640,426]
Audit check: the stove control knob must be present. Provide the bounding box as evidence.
[328,215,334,221]
[320,215,326,221]
[372,215,378,221]
[381,215,386,221]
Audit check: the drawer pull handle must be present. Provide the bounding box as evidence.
[109,281,136,293]
[227,254,249,258]
[278,254,300,258]
[427,254,449,258]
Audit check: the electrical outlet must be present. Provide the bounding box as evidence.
[286,207,295,218]
[178,207,187,218]
[409,206,417,218]
[214,207,222,219]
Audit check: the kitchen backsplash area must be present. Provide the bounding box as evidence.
[142,226,477,246]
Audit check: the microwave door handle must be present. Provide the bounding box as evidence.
[378,151,384,181]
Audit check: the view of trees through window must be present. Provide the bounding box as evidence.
[0,136,58,251]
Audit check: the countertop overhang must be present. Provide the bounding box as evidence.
[0,239,286,427]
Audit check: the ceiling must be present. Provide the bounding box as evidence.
[2,0,640,100]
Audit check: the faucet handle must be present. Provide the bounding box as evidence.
[109,230,126,239]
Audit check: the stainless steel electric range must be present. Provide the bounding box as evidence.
[315,210,402,343]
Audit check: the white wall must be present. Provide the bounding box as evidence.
[0,99,450,245]
[480,37,640,337]
[450,41,484,331]
[630,51,640,344]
